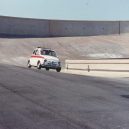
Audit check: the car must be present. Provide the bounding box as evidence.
[27,47,61,72]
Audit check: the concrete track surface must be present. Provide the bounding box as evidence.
[0,34,129,66]
[0,64,129,129]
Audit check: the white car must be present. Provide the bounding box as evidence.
[27,47,61,72]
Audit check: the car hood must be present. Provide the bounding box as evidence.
[44,55,59,62]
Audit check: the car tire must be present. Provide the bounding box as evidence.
[37,61,42,69]
[46,68,49,71]
[56,67,61,72]
[27,60,31,68]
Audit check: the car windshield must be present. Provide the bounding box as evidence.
[41,50,57,57]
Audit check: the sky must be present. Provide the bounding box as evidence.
[0,0,129,20]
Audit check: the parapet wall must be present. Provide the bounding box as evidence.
[0,16,129,37]
[50,21,119,36]
[0,16,50,37]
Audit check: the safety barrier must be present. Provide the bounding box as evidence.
[65,59,129,72]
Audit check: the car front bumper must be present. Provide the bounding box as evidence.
[41,61,61,69]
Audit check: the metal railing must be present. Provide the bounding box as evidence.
[65,59,129,72]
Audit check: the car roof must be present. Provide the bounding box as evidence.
[36,47,54,51]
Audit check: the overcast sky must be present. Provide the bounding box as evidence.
[0,0,129,20]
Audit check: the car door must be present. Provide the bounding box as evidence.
[30,50,38,66]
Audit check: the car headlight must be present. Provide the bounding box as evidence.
[44,59,47,64]
[44,59,47,62]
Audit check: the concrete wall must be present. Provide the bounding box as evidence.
[0,16,129,37]
[120,21,129,34]
[0,16,50,37]
[50,21,119,36]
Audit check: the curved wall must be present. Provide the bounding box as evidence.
[0,16,129,37]
[50,21,119,37]
[0,16,50,37]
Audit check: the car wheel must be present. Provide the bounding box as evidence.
[37,61,42,69]
[27,60,31,68]
[46,68,49,71]
[56,67,61,72]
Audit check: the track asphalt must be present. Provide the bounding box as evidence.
[0,64,129,129]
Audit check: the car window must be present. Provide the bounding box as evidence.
[51,51,56,57]
[33,50,36,55]
[35,50,39,55]
[41,50,56,57]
